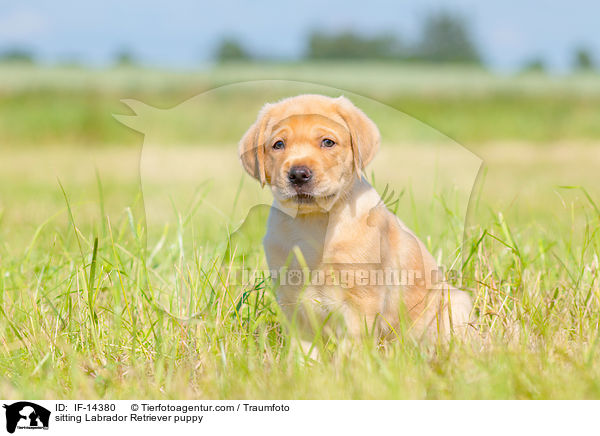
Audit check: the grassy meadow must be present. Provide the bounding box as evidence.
[1,62,599,399]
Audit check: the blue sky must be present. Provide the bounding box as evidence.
[0,0,598,71]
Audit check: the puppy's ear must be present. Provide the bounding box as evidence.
[335,96,380,176]
[238,104,272,186]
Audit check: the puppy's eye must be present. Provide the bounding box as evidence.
[273,140,285,150]
[321,138,335,148]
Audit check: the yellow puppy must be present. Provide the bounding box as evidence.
[239,94,472,342]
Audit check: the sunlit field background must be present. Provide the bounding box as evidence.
[1,62,599,399]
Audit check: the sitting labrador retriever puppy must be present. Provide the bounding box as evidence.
[239,94,472,344]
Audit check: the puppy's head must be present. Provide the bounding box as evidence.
[239,94,380,213]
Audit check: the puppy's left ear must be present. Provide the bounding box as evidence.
[335,96,380,176]
[238,104,272,187]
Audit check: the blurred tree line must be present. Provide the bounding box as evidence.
[0,10,597,72]
[213,11,597,72]
[306,12,481,63]
[216,12,484,64]
[0,48,35,64]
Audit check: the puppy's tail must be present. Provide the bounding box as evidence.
[442,287,473,338]
[419,286,474,343]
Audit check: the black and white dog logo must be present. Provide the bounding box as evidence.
[3,402,50,433]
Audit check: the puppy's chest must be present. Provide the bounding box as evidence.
[263,208,383,270]
[263,212,330,270]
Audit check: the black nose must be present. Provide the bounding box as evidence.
[288,166,312,185]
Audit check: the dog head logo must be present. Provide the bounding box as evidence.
[3,402,50,434]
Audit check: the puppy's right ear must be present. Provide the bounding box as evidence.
[238,104,272,187]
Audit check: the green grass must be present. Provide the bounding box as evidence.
[1,141,599,399]
[1,62,600,146]
[1,64,600,399]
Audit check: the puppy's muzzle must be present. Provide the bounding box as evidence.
[288,166,313,186]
